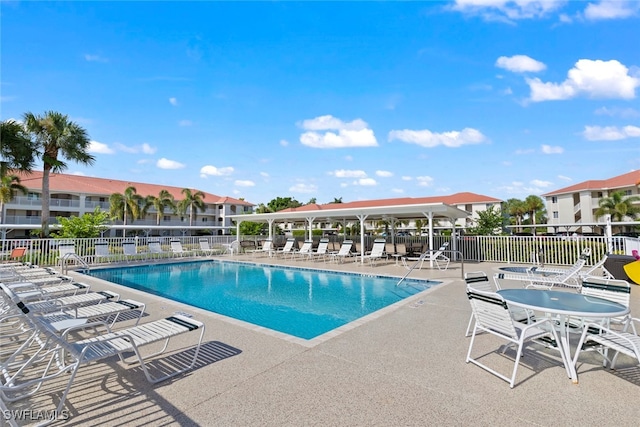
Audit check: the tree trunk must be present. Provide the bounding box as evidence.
[41,167,51,237]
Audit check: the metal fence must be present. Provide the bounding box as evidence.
[0,234,635,268]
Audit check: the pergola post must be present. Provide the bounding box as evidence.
[306,216,316,241]
[356,214,368,264]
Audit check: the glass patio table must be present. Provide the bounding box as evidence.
[497,288,629,384]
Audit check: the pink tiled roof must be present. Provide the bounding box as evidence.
[281,192,502,212]
[14,171,254,206]
[542,170,640,197]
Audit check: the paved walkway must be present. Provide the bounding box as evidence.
[7,255,640,426]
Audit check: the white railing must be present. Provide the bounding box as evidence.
[0,234,635,268]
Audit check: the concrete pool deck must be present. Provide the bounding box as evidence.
[6,255,640,426]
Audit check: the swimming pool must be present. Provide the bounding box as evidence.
[88,261,438,340]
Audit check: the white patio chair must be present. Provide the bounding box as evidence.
[466,288,560,388]
[250,239,274,257]
[574,277,635,334]
[148,240,170,259]
[464,272,533,337]
[573,317,640,371]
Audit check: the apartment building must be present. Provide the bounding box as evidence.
[542,170,640,233]
[2,171,254,238]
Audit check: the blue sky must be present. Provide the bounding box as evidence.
[1,1,639,206]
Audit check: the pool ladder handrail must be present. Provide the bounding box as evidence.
[396,249,465,286]
[59,252,90,274]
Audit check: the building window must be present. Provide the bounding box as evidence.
[624,190,632,196]
[553,211,559,219]
[201,217,208,222]
[163,216,171,221]
[597,192,603,198]
[26,210,36,217]
[486,203,494,209]
[551,196,557,203]
[180,217,185,222]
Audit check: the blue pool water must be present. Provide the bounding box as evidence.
[499,266,556,276]
[88,261,437,340]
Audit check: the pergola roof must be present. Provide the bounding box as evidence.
[228,202,469,223]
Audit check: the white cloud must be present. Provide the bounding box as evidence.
[375,170,393,178]
[496,55,546,73]
[279,139,289,147]
[234,180,255,187]
[169,97,178,106]
[157,158,185,170]
[527,59,640,102]
[388,127,487,148]
[515,148,535,155]
[113,142,157,154]
[451,0,565,21]
[584,0,640,20]
[200,165,234,176]
[141,143,156,154]
[137,159,152,165]
[298,115,378,148]
[531,179,553,188]
[582,125,640,141]
[594,106,640,118]
[178,120,192,127]
[356,178,377,186]
[84,54,108,63]
[392,188,404,194]
[289,183,317,193]
[416,176,434,187]
[541,144,564,154]
[331,169,367,179]
[260,172,269,178]
[299,115,368,131]
[401,176,412,181]
[88,140,114,154]
[558,175,572,181]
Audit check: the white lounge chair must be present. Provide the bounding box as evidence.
[466,288,560,388]
[361,238,387,266]
[40,298,146,330]
[276,238,296,259]
[123,241,139,262]
[148,240,170,259]
[199,238,220,256]
[0,298,205,420]
[170,240,196,258]
[311,238,330,262]
[494,249,590,290]
[93,241,117,264]
[294,240,314,261]
[250,240,275,257]
[402,242,450,270]
[329,240,354,263]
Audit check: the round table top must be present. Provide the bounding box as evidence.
[497,288,629,317]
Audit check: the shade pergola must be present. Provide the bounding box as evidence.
[228,202,470,264]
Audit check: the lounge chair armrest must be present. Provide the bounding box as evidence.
[61,319,112,340]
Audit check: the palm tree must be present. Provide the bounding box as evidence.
[1,119,36,177]
[524,195,546,233]
[594,190,640,224]
[178,188,206,228]
[504,198,527,232]
[23,111,94,237]
[149,190,176,226]
[109,186,144,234]
[0,174,28,224]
